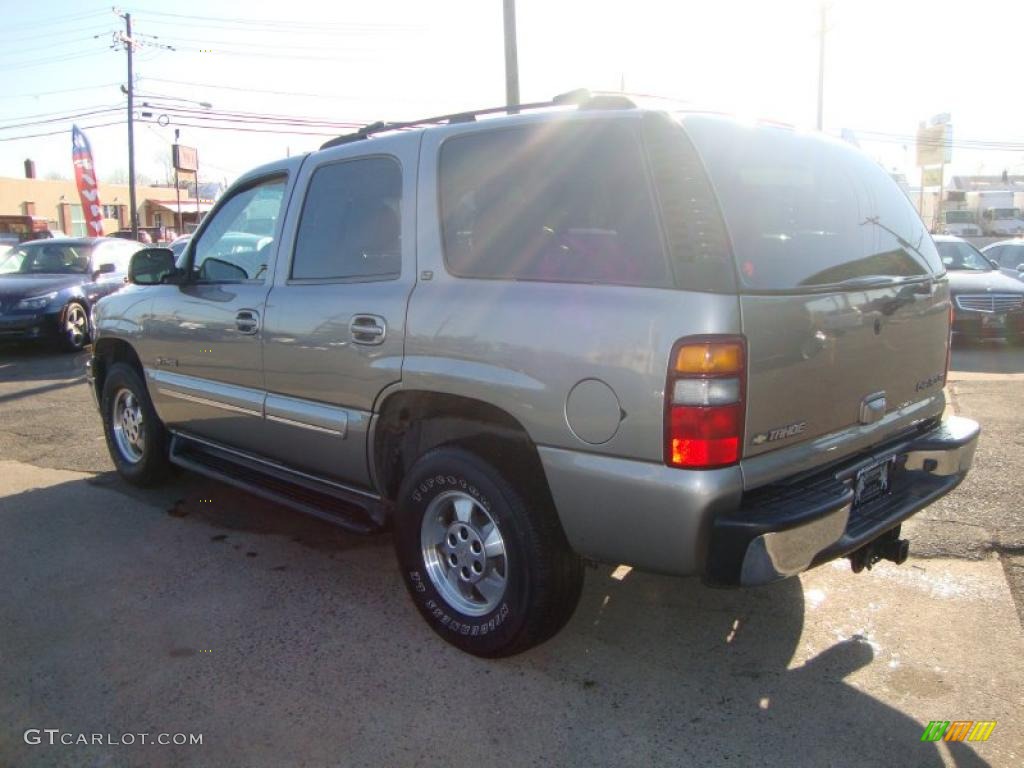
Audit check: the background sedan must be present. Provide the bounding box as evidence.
[981,239,1024,280]
[0,237,145,351]
[934,235,1024,343]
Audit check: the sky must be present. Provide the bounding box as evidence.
[2,0,1022,190]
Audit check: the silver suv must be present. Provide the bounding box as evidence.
[87,93,979,657]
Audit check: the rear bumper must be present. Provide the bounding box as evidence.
[706,415,980,586]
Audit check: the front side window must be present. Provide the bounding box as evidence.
[439,120,670,287]
[191,177,286,283]
[291,157,402,280]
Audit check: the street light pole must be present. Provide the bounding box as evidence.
[503,0,520,112]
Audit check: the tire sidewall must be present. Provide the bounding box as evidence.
[394,450,531,655]
[101,364,166,484]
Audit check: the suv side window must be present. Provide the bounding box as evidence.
[191,176,286,283]
[291,157,402,281]
[438,121,670,288]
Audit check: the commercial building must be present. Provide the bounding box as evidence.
[0,174,214,237]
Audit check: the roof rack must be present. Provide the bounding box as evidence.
[319,88,636,150]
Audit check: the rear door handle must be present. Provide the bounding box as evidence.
[236,309,260,335]
[349,314,386,345]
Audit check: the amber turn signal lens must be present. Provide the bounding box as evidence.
[674,342,744,375]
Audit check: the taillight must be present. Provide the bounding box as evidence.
[665,337,746,469]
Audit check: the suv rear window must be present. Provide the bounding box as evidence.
[682,116,943,291]
[439,120,671,288]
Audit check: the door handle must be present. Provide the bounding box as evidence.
[349,314,386,345]
[236,309,260,335]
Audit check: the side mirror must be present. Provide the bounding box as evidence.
[987,258,1000,269]
[1017,264,1024,275]
[128,247,177,285]
[93,262,116,278]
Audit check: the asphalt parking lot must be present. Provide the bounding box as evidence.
[1,341,1022,767]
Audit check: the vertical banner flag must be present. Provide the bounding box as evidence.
[71,125,104,236]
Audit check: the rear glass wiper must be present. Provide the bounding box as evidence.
[860,216,934,269]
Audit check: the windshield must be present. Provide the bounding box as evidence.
[0,242,93,275]
[991,208,1021,219]
[936,240,992,271]
[944,211,973,223]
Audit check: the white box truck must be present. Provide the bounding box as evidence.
[970,190,1024,236]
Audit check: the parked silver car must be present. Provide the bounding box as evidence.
[86,93,979,656]
[981,238,1024,279]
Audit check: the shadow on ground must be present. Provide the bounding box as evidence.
[0,343,87,377]
[0,473,991,767]
[950,337,1024,374]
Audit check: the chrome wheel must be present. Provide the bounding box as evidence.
[112,387,145,464]
[64,303,88,349]
[421,490,508,616]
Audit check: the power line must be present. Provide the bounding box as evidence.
[0,121,124,142]
[0,23,113,51]
[0,108,122,132]
[850,128,1024,153]
[149,40,368,63]
[0,82,121,100]
[136,9,421,32]
[138,101,368,128]
[4,48,111,72]
[156,121,339,138]
[0,103,123,126]
[139,76,357,101]
[142,32,382,54]
[2,9,108,32]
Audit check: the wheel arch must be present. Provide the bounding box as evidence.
[91,337,145,403]
[372,389,555,511]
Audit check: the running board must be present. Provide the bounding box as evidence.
[168,433,385,534]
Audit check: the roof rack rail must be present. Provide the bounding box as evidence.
[319,88,635,150]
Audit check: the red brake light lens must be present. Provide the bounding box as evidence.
[669,403,743,467]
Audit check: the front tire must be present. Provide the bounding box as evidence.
[393,447,584,657]
[59,301,90,352]
[101,362,171,486]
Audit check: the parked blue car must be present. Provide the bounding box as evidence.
[0,237,145,351]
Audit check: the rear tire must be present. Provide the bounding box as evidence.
[393,447,584,657]
[101,362,171,486]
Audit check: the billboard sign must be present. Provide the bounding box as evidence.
[916,121,952,166]
[173,144,198,172]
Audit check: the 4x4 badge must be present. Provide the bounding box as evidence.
[752,421,807,445]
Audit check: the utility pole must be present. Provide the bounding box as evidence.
[816,2,826,131]
[115,9,139,240]
[503,0,520,112]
